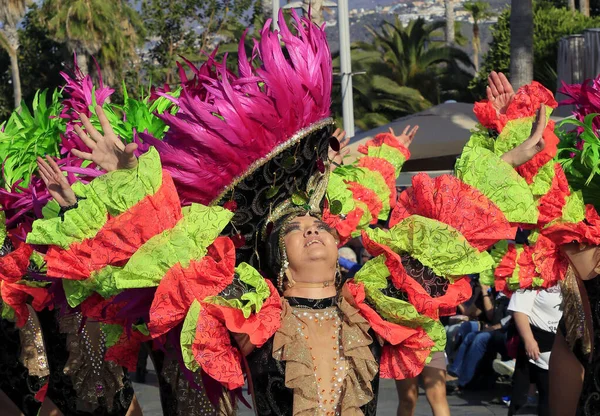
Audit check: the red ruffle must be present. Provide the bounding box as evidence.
[516,245,538,290]
[357,156,398,209]
[322,206,364,247]
[531,234,569,289]
[361,231,471,320]
[34,382,48,403]
[0,238,33,283]
[357,132,411,161]
[542,204,600,247]
[390,173,514,251]
[0,281,53,327]
[105,328,149,372]
[494,244,517,295]
[45,172,183,280]
[193,280,282,389]
[344,282,434,380]
[79,293,129,326]
[346,181,382,222]
[537,164,570,227]
[148,237,236,339]
[516,123,559,182]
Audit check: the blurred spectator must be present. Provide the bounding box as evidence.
[507,285,562,416]
[447,284,511,392]
[338,247,360,279]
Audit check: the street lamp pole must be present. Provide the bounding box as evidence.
[337,0,355,137]
[272,0,280,30]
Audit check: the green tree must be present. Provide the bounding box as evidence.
[41,0,143,84]
[0,0,29,108]
[463,1,494,72]
[471,2,600,97]
[140,0,254,86]
[0,5,65,120]
[332,17,474,130]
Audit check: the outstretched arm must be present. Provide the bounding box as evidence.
[487,71,515,115]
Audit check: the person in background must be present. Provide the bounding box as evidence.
[508,285,562,416]
[338,246,360,279]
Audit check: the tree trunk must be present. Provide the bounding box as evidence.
[76,51,89,77]
[568,0,576,11]
[445,0,455,45]
[473,22,480,71]
[9,49,21,108]
[580,0,590,16]
[510,0,534,89]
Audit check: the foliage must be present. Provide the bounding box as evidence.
[546,0,600,15]
[0,5,66,120]
[140,0,255,86]
[332,17,474,130]
[471,2,600,98]
[0,89,66,188]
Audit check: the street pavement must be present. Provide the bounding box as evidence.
[131,365,536,415]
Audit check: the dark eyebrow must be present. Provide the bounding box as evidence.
[283,222,301,234]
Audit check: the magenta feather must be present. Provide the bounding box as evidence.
[150,10,332,205]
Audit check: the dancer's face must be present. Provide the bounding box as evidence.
[282,214,338,270]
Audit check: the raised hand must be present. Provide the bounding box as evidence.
[389,125,419,149]
[487,71,515,115]
[501,104,546,167]
[37,156,77,207]
[328,128,351,169]
[72,105,138,172]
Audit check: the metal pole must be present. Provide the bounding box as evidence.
[338,0,355,137]
[272,0,280,31]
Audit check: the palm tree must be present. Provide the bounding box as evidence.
[463,1,494,72]
[509,0,534,88]
[333,17,474,128]
[568,0,576,11]
[364,17,473,104]
[445,0,455,45]
[0,0,29,108]
[580,0,590,16]
[42,0,141,82]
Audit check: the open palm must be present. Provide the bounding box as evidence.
[37,155,77,207]
[72,105,138,172]
[389,125,419,148]
[486,71,515,115]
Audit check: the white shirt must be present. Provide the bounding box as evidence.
[508,286,562,370]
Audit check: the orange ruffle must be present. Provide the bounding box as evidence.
[357,157,398,208]
[537,164,570,227]
[0,281,53,327]
[346,181,382,222]
[357,132,411,161]
[542,205,600,247]
[344,282,433,379]
[494,244,518,295]
[322,206,364,247]
[45,172,183,280]
[361,231,472,320]
[517,123,559,183]
[390,174,514,251]
[532,235,569,289]
[192,280,282,390]
[148,237,236,339]
[0,239,33,283]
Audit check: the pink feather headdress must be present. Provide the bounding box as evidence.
[143,10,333,206]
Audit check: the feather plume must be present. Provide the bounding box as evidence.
[149,10,332,205]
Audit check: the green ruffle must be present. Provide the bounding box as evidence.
[63,265,122,308]
[181,300,201,372]
[365,143,407,176]
[28,148,164,249]
[544,190,586,228]
[479,241,509,287]
[530,162,555,198]
[506,245,524,291]
[354,256,446,354]
[0,210,6,244]
[333,164,391,220]
[114,204,233,289]
[327,172,359,215]
[365,216,494,280]
[1,302,15,321]
[455,145,538,224]
[101,324,124,348]
[204,262,270,319]
[493,107,554,155]
[28,182,108,249]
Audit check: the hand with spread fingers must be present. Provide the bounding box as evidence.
[487,71,515,115]
[389,125,419,149]
[328,128,351,170]
[72,105,138,172]
[37,155,77,207]
[501,104,546,167]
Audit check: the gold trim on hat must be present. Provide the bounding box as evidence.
[211,117,335,205]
